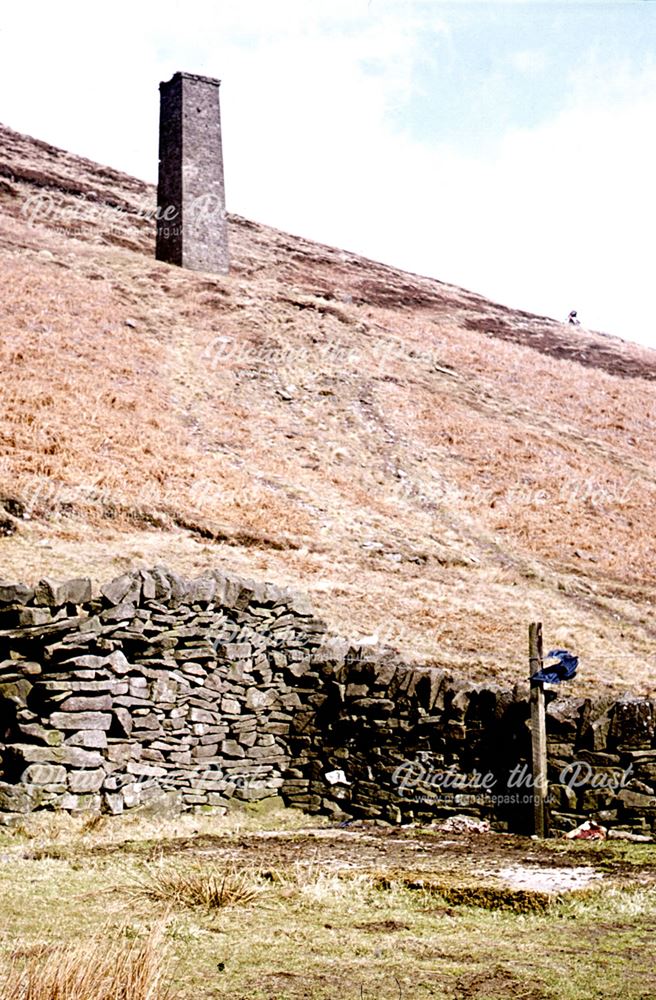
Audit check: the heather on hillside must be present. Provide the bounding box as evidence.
[1,123,656,692]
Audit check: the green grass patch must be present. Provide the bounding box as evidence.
[1,812,655,999]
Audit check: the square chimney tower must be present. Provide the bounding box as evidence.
[156,72,229,273]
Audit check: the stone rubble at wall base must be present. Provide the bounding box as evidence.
[1,566,655,836]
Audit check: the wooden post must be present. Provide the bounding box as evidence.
[529,622,548,838]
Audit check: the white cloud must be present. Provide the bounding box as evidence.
[509,49,549,76]
[221,37,656,347]
[0,2,654,347]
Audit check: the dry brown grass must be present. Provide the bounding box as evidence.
[1,807,656,1000]
[132,863,264,911]
[0,924,171,1000]
[2,122,656,693]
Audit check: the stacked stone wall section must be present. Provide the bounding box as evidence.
[1,567,654,835]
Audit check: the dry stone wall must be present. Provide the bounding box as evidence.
[1,566,655,836]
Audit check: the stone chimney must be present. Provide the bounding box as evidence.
[156,72,229,273]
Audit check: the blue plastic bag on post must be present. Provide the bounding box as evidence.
[531,649,578,685]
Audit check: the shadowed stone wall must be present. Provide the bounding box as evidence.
[0,567,654,836]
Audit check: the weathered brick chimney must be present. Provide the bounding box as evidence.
[156,72,229,274]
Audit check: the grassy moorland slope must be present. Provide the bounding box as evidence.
[1,123,656,694]
[2,809,656,1000]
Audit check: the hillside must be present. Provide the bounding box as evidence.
[1,122,655,696]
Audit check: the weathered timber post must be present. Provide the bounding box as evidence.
[529,622,548,838]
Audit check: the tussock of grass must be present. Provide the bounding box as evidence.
[81,815,108,836]
[0,924,171,1000]
[265,864,377,903]
[132,863,264,910]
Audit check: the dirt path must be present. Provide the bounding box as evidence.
[86,824,656,901]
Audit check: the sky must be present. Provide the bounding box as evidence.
[1,0,655,346]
